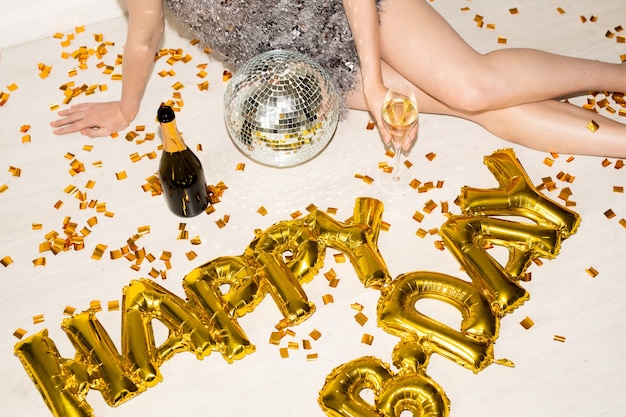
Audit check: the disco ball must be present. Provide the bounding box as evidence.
[224,49,339,167]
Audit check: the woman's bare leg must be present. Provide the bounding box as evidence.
[345,62,626,158]
[377,0,626,112]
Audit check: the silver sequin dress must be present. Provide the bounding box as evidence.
[165,0,382,116]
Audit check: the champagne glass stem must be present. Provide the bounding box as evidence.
[392,142,402,182]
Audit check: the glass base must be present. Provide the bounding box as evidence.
[378,165,413,195]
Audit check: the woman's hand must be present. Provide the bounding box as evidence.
[364,81,419,152]
[50,101,134,137]
[363,81,391,145]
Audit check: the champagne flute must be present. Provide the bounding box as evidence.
[379,85,419,194]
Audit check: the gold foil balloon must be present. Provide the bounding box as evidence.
[377,271,497,373]
[14,329,93,417]
[438,215,561,315]
[460,148,581,238]
[318,353,450,417]
[224,49,339,167]
[319,356,393,417]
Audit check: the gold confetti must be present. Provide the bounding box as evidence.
[235,162,245,171]
[306,353,318,361]
[509,8,519,14]
[13,328,28,339]
[585,267,599,278]
[63,306,76,316]
[269,331,285,345]
[91,244,108,260]
[186,251,197,261]
[354,312,368,326]
[553,335,566,343]
[33,257,46,267]
[520,316,534,329]
[556,7,566,15]
[115,171,127,180]
[257,206,268,216]
[333,253,346,263]
[0,184,8,193]
[366,121,376,130]
[412,210,425,223]
[604,209,616,219]
[279,347,289,358]
[309,329,322,340]
[33,314,45,324]
[497,37,507,44]
[322,294,334,305]
[361,334,374,345]
[586,120,599,132]
[1,256,14,267]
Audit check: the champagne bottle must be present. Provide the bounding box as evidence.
[157,104,208,217]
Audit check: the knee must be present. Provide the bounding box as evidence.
[443,76,510,113]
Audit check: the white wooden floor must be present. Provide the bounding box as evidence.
[1,1,625,416]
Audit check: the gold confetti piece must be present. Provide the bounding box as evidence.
[257,206,268,216]
[497,37,507,44]
[416,228,428,238]
[279,347,289,358]
[269,331,285,345]
[290,210,302,219]
[22,135,31,143]
[614,186,624,193]
[354,312,368,326]
[324,269,337,281]
[520,316,534,329]
[302,339,312,350]
[361,334,374,345]
[186,251,197,261]
[361,175,374,185]
[509,8,519,14]
[33,314,45,324]
[557,7,566,15]
[616,160,624,170]
[425,152,436,161]
[366,121,376,130]
[586,120,599,132]
[1,256,14,267]
[0,184,8,193]
[91,244,108,260]
[235,162,245,171]
[322,294,334,305]
[306,353,318,361]
[553,335,566,343]
[63,306,76,316]
[412,210,425,223]
[586,267,599,277]
[309,329,322,340]
[287,341,300,350]
[604,209,616,219]
[106,300,119,311]
[350,303,364,312]
[333,253,346,263]
[13,328,28,339]
[33,257,46,267]
[89,300,102,311]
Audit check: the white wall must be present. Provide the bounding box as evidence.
[0,0,127,49]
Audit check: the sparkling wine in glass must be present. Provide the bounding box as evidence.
[379,85,419,194]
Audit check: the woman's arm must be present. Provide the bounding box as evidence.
[341,0,391,143]
[51,0,165,137]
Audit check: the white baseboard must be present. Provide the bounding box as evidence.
[0,0,128,49]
